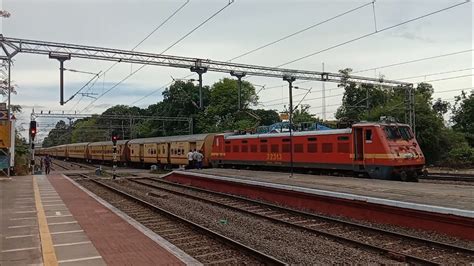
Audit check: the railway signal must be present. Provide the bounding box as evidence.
[29,120,37,140]
[29,120,37,173]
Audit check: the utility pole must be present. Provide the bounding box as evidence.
[190,61,208,109]
[230,71,246,110]
[283,75,296,178]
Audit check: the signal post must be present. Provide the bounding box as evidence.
[112,133,118,180]
[29,120,37,174]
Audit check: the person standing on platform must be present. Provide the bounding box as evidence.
[187,150,194,169]
[194,150,204,170]
[44,155,51,174]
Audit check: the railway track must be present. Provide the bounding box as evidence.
[73,175,285,265]
[129,177,474,265]
[422,172,474,182]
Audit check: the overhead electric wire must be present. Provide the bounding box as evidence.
[75,0,191,111]
[130,1,372,105]
[63,71,101,104]
[423,74,474,83]
[228,1,374,62]
[83,0,235,112]
[64,68,99,75]
[276,1,470,68]
[353,49,473,74]
[69,73,101,112]
[396,67,474,80]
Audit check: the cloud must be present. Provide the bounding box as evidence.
[391,31,434,43]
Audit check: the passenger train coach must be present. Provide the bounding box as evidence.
[36,122,425,181]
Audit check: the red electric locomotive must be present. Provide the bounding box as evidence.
[210,122,424,181]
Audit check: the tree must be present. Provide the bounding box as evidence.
[452,91,474,146]
[432,98,450,117]
[42,120,71,147]
[197,78,258,132]
[71,118,107,143]
[292,105,319,124]
[335,68,387,121]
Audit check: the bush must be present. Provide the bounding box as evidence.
[444,145,474,168]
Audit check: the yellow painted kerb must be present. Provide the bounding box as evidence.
[33,176,58,266]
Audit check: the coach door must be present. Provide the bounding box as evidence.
[189,142,196,152]
[354,128,364,161]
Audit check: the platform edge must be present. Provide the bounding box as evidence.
[60,174,202,266]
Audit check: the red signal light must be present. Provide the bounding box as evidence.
[30,121,37,140]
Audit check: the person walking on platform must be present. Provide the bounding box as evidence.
[44,155,51,174]
[187,150,194,169]
[194,150,204,170]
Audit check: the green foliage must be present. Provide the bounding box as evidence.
[445,146,474,168]
[293,105,319,124]
[14,131,29,175]
[335,69,388,121]
[71,118,107,143]
[452,91,474,146]
[196,78,259,132]
[42,120,71,147]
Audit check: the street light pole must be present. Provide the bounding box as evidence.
[283,75,296,178]
[230,71,246,110]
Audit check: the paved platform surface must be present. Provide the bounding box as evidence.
[1,175,105,265]
[188,168,474,211]
[1,174,196,265]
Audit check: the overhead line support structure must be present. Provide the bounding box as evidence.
[190,62,207,109]
[230,71,247,110]
[283,75,296,178]
[1,35,415,128]
[0,35,411,87]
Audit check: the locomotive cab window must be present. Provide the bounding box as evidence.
[365,130,372,143]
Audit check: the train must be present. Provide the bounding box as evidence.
[36,122,425,181]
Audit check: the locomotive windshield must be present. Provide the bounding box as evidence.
[384,126,413,140]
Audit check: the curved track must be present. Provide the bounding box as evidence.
[130,177,474,265]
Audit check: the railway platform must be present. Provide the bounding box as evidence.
[187,168,473,210]
[166,169,474,240]
[0,174,198,265]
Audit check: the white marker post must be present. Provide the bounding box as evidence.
[112,135,117,180]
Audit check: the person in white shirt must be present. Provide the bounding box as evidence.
[194,150,204,169]
[187,150,194,169]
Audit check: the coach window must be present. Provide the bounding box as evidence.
[322,143,333,153]
[260,144,268,152]
[282,144,290,153]
[294,144,304,153]
[233,145,240,152]
[271,144,279,153]
[307,143,317,153]
[225,145,231,152]
[365,129,373,143]
[242,145,248,152]
[250,145,257,152]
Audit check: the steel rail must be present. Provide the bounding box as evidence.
[83,176,287,265]
[132,177,473,261]
[0,34,411,87]
[422,174,474,182]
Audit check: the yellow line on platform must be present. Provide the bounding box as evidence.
[33,176,58,266]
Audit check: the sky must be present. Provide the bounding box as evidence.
[0,0,472,139]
